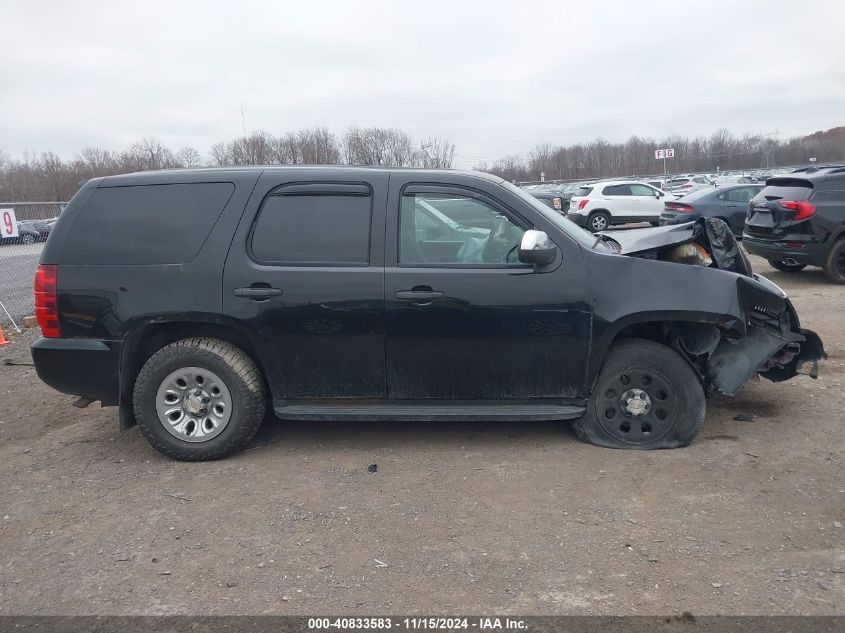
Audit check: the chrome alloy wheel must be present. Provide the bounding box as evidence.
[155,366,232,442]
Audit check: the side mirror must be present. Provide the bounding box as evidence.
[656,191,663,198]
[518,230,557,265]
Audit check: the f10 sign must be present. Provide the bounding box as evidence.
[655,148,675,160]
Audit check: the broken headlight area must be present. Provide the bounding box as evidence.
[665,279,825,396]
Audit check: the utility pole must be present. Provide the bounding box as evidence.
[240,105,247,136]
[759,128,780,169]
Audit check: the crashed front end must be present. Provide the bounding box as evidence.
[598,218,826,396]
[676,274,825,395]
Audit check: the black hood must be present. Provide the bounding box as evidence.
[600,218,753,277]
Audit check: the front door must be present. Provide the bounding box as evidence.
[384,177,591,400]
[223,171,388,402]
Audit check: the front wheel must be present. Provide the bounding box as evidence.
[21,233,36,245]
[573,339,705,449]
[587,211,611,232]
[768,259,807,273]
[133,338,266,460]
[823,239,845,284]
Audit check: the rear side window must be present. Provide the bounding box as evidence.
[720,187,759,203]
[250,184,372,265]
[602,184,631,196]
[62,183,235,265]
[576,187,593,197]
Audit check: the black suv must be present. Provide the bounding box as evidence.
[32,167,824,460]
[743,166,845,282]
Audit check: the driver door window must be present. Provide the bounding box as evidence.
[400,192,525,265]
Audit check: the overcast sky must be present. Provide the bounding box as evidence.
[2,0,843,168]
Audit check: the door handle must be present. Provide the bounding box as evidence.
[234,286,283,299]
[396,289,444,303]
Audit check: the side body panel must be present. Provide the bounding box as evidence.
[384,173,593,400]
[221,169,389,401]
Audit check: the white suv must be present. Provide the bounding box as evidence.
[567,180,670,232]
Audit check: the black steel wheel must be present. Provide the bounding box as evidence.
[574,339,705,449]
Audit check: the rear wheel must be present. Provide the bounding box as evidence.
[21,233,36,245]
[573,339,705,449]
[587,211,610,232]
[823,239,845,284]
[768,259,807,273]
[133,338,266,461]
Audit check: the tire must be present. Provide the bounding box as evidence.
[649,221,660,227]
[822,239,845,284]
[573,339,705,450]
[768,259,807,273]
[587,211,611,232]
[133,338,266,461]
[21,233,36,245]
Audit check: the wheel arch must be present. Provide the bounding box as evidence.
[118,318,266,429]
[587,314,732,394]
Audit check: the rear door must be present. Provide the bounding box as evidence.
[601,184,634,217]
[628,183,663,219]
[746,178,815,239]
[719,186,761,234]
[222,171,388,402]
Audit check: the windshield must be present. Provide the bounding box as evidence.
[499,180,599,249]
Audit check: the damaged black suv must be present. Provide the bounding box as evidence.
[31,167,825,460]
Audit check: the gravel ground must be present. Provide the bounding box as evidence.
[0,255,842,616]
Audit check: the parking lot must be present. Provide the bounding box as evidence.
[0,253,841,615]
[0,241,43,323]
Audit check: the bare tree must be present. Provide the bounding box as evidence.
[419,137,456,169]
[176,146,203,168]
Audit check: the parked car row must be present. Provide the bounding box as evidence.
[0,217,57,246]
[567,180,670,231]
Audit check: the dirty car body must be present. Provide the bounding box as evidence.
[31,167,825,460]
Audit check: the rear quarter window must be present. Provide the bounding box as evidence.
[61,183,235,265]
[576,187,593,196]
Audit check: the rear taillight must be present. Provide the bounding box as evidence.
[681,184,694,189]
[665,202,695,213]
[552,197,562,210]
[34,264,60,338]
[777,200,816,221]
[578,199,589,210]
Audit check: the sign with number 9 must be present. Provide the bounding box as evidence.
[1,208,19,238]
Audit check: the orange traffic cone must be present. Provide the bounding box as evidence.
[0,326,10,346]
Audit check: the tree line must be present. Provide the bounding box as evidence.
[1,125,843,202]
[478,127,845,183]
[0,127,456,201]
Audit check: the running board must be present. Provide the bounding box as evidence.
[273,402,587,422]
